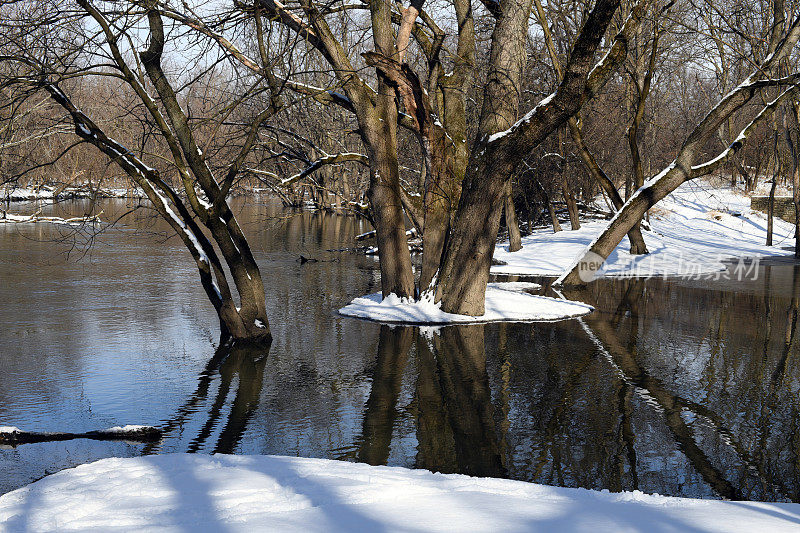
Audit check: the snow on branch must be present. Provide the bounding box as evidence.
[280,152,368,186]
[691,83,800,178]
[0,209,102,226]
[486,0,651,147]
[0,425,162,445]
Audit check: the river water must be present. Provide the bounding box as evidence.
[1,197,799,502]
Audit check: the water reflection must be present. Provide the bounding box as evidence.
[145,342,270,455]
[420,325,505,478]
[2,198,800,503]
[357,326,413,466]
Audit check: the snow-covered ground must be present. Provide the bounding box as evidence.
[339,282,593,324]
[1,454,798,532]
[494,180,796,278]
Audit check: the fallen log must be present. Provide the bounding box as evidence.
[0,425,162,445]
[0,209,102,225]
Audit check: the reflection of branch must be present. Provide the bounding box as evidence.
[578,310,743,499]
[145,343,269,455]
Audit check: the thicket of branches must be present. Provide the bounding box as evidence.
[2,0,795,212]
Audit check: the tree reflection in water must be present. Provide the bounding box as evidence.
[331,264,800,502]
[19,265,798,503]
[357,324,505,478]
[146,342,269,456]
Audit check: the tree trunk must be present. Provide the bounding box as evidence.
[561,177,581,230]
[436,0,534,316]
[535,179,562,232]
[505,181,522,251]
[767,178,777,246]
[567,118,648,252]
[365,123,416,298]
[438,149,515,315]
[437,0,623,315]
[558,128,581,230]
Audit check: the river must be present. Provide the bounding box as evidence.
[1,196,798,503]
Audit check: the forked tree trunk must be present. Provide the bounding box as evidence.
[437,0,623,315]
[568,118,648,252]
[438,150,516,315]
[362,51,462,293]
[37,5,273,345]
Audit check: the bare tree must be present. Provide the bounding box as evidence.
[0,0,282,343]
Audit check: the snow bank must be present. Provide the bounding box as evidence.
[1,454,799,532]
[339,282,592,324]
[494,181,796,278]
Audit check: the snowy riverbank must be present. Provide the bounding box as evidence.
[0,454,798,532]
[493,180,797,278]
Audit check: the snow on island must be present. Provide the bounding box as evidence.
[1,454,799,532]
[493,180,797,278]
[339,282,594,324]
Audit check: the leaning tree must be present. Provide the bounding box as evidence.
[558,0,800,285]
[0,0,285,343]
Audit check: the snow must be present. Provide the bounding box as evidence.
[487,93,555,143]
[1,454,799,532]
[96,425,157,435]
[0,185,143,202]
[0,427,20,434]
[495,180,796,279]
[0,213,101,226]
[152,189,210,266]
[339,283,591,324]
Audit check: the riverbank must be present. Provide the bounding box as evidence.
[493,180,797,278]
[0,454,798,532]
